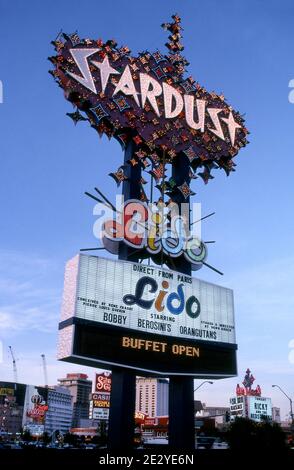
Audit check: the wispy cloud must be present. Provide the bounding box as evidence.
[227,256,294,321]
[0,250,61,336]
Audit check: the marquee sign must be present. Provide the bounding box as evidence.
[58,253,237,376]
[50,15,249,196]
[95,372,112,393]
[60,254,235,343]
[92,373,111,421]
[229,396,272,422]
[248,396,272,422]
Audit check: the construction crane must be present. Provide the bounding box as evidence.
[41,354,48,388]
[8,346,18,383]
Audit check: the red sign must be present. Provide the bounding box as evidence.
[134,411,147,423]
[27,404,49,421]
[95,372,112,393]
[67,373,88,380]
[145,418,157,426]
[236,384,261,397]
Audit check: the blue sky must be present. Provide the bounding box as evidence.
[0,0,293,419]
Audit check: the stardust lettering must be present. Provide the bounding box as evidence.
[68,50,241,146]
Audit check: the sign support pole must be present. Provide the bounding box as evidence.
[108,140,141,449]
[168,153,195,450]
[169,376,195,449]
[108,367,136,449]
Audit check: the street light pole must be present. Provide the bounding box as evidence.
[194,381,213,393]
[272,384,294,429]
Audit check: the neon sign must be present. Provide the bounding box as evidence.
[100,198,207,269]
[50,16,248,182]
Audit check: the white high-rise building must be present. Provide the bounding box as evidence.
[136,378,168,417]
[45,386,73,434]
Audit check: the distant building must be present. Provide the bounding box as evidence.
[272,407,281,423]
[197,404,230,428]
[194,401,203,414]
[0,382,26,435]
[78,418,95,428]
[202,405,230,417]
[45,386,73,435]
[136,378,168,418]
[58,373,92,427]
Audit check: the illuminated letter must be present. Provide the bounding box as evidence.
[161,217,184,257]
[166,284,185,315]
[140,73,162,116]
[184,96,205,132]
[93,202,114,240]
[162,82,183,119]
[68,48,100,93]
[184,237,207,268]
[123,276,158,309]
[185,296,201,319]
[172,344,179,354]
[113,65,140,106]
[124,201,147,248]
[207,108,225,140]
[155,281,169,312]
[193,348,200,357]
[91,55,120,93]
[122,337,131,348]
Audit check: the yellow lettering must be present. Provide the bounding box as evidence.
[122,337,130,347]
[152,341,160,352]
[172,344,179,354]
[193,347,200,357]
[138,339,145,349]
[161,342,167,353]
[186,346,192,356]
[179,345,186,355]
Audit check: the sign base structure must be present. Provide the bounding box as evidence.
[58,254,237,379]
[107,368,136,450]
[169,376,195,449]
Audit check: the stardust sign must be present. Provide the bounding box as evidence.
[58,254,237,376]
[50,17,248,179]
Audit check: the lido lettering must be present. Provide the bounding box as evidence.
[123,276,201,319]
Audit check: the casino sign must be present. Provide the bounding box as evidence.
[49,15,249,187]
[53,15,246,378]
